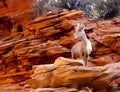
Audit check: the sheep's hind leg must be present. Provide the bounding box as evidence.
[71,52,74,59]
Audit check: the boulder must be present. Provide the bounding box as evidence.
[26,57,120,91]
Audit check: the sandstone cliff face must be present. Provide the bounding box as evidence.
[0,6,120,84]
[0,0,34,39]
[89,18,120,66]
[0,0,33,16]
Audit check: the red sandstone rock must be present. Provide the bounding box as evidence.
[91,54,116,66]
[0,0,33,16]
[59,36,80,49]
[0,8,120,85]
[26,57,120,91]
[113,18,120,24]
[0,60,2,64]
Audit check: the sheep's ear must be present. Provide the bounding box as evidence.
[77,23,80,28]
[76,22,85,31]
[78,22,83,28]
[75,23,80,31]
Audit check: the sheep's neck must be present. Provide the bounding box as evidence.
[81,29,88,45]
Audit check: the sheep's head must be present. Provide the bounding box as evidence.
[76,22,85,31]
[73,22,85,39]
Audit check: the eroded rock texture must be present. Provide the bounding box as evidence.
[26,57,120,92]
[89,18,120,66]
[0,0,33,15]
[0,7,120,85]
[0,9,84,84]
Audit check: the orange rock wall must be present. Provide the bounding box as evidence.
[0,0,33,16]
[0,0,34,39]
[0,6,120,84]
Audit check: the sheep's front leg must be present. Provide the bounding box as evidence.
[85,55,89,67]
[81,54,85,67]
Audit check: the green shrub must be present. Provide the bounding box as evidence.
[32,0,92,17]
[91,0,120,19]
[32,0,120,19]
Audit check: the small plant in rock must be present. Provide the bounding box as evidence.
[32,0,92,17]
[92,0,120,19]
[31,0,120,19]
[53,0,92,17]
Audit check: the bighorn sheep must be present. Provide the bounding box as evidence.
[71,23,92,66]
